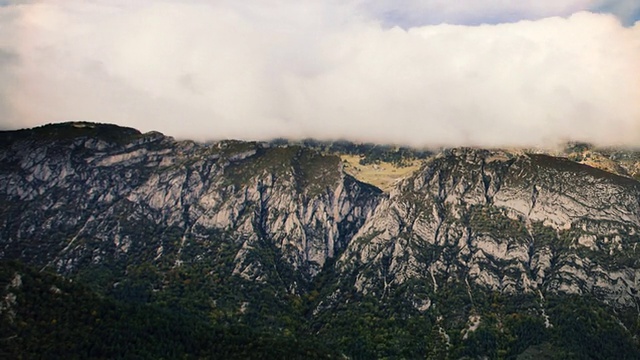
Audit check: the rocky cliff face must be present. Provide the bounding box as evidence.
[3,122,640,358]
[336,148,640,308]
[3,123,640,301]
[0,123,380,289]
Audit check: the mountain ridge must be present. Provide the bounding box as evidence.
[2,121,640,358]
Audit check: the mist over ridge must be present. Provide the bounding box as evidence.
[0,1,639,148]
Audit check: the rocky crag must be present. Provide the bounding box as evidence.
[2,122,640,358]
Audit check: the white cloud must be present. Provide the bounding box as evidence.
[0,1,639,147]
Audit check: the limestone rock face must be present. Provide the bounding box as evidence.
[337,148,640,308]
[0,123,381,288]
[2,123,640,313]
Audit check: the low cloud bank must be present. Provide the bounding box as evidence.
[0,1,639,147]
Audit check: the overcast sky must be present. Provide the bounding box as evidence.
[0,1,639,147]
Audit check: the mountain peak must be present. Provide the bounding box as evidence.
[0,121,150,146]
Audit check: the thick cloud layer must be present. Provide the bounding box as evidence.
[0,1,639,147]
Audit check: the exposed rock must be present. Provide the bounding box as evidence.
[338,148,640,307]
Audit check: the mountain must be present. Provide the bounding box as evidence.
[560,142,640,181]
[2,122,640,359]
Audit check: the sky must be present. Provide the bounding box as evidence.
[0,0,639,147]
